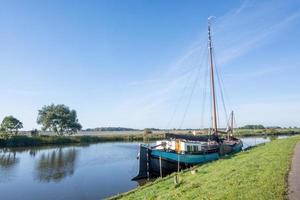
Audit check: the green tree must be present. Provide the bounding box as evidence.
[240,124,265,129]
[37,104,82,136]
[143,128,152,143]
[1,116,23,135]
[30,129,39,136]
[144,128,152,135]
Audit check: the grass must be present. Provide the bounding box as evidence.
[234,128,300,137]
[149,128,300,137]
[0,133,165,147]
[111,135,300,200]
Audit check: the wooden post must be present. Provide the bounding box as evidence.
[146,148,149,180]
[159,155,162,178]
[177,154,180,172]
[174,175,178,185]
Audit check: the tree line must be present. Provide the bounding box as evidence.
[239,125,265,129]
[1,106,296,138]
[0,104,82,137]
[85,127,138,132]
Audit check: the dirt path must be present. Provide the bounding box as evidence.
[288,142,300,200]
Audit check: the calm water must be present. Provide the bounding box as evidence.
[0,142,140,200]
[0,136,289,200]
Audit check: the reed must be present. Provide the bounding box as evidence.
[0,133,165,147]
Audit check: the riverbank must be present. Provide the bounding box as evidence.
[111,136,300,200]
[18,128,300,137]
[235,128,300,137]
[0,134,165,148]
[1,128,299,148]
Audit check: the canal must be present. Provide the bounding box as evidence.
[0,135,289,200]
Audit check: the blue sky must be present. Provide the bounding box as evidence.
[0,0,300,130]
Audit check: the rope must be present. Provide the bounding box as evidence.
[165,69,194,130]
[178,45,207,129]
[200,50,209,129]
[178,66,201,129]
[212,41,229,128]
[165,41,208,131]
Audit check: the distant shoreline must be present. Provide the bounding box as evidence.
[1,128,299,148]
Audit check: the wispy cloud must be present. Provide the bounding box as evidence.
[127,79,161,87]
[223,64,299,80]
[215,11,300,65]
[115,0,300,128]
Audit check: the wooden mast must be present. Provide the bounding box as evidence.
[208,17,218,135]
[227,110,234,140]
[230,111,234,134]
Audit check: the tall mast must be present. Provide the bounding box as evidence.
[208,17,218,135]
[227,110,234,140]
[230,111,234,134]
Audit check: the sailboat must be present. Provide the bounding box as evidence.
[132,17,243,180]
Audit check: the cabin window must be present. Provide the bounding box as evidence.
[193,146,198,152]
[186,145,198,152]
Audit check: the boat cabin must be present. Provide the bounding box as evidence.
[155,139,207,153]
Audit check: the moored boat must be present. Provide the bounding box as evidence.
[133,17,243,180]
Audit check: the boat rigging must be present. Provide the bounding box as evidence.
[132,17,243,180]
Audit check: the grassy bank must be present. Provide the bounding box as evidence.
[158,128,300,137]
[111,136,300,200]
[0,133,165,148]
[234,128,300,137]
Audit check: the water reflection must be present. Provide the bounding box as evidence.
[0,150,20,183]
[0,136,294,200]
[241,136,270,149]
[0,150,19,169]
[29,149,39,157]
[35,148,77,182]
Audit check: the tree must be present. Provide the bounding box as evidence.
[30,129,39,136]
[37,104,82,136]
[144,128,153,135]
[1,116,23,135]
[35,148,77,182]
[240,124,265,129]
